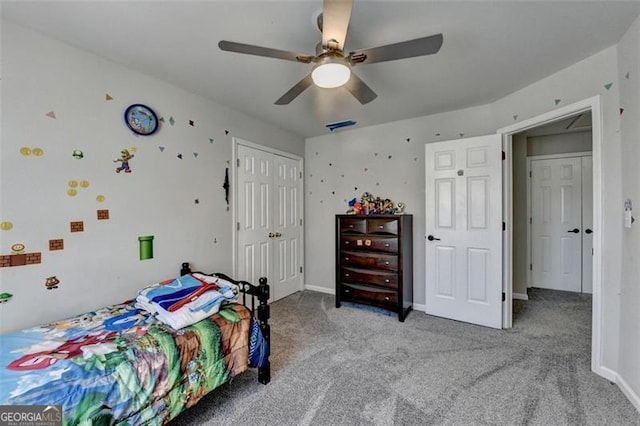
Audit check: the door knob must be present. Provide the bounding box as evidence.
[427,235,441,241]
[567,228,580,233]
[585,229,593,234]
[275,232,282,238]
[268,232,275,238]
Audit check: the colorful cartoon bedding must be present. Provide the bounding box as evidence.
[0,300,266,425]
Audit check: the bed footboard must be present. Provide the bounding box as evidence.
[210,272,271,385]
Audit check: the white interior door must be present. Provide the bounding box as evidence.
[530,157,582,292]
[425,134,503,329]
[236,143,302,301]
[272,155,302,300]
[581,156,593,294]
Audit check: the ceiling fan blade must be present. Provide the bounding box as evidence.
[274,74,314,105]
[322,0,353,51]
[350,33,443,65]
[219,40,314,63]
[344,73,377,105]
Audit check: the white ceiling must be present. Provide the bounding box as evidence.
[3,1,639,138]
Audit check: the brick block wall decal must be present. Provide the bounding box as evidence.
[0,252,42,268]
[97,209,110,220]
[49,239,64,251]
[70,221,84,232]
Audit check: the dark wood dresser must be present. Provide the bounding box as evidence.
[335,214,413,321]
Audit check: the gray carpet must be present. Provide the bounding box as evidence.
[172,289,640,425]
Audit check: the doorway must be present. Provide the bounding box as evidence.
[498,95,605,379]
[232,138,304,302]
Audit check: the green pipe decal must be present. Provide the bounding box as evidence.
[138,235,154,260]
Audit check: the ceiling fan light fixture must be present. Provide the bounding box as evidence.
[311,58,351,88]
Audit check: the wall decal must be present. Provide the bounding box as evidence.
[315,152,318,156]
[45,111,56,119]
[414,157,418,161]
[224,130,229,135]
[169,116,175,126]
[0,293,13,303]
[329,163,332,166]
[32,148,43,157]
[513,115,518,120]
[0,249,41,268]
[67,189,77,197]
[604,83,613,91]
[388,155,392,159]
[105,93,113,101]
[72,150,84,159]
[97,209,110,220]
[193,152,199,158]
[0,222,13,231]
[459,133,465,138]
[19,147,31,156]
[406,138,411,142]
[11,244,25,255]
[138,235,154,260]
[194,199,200,204]
[341,174,344,178]
[130,146,137,153]
[70,221,84,233]
[49,239,64,251]
[189,120,195,126]
[364,168,368,172]
[435,133,441,136]
[159,117,166,123]
[96,195,106,203]
[374,152,378,156]
[114,149,134,173]
[68,180,78,188]
[45,276,60,290]
[209,138,214,143]
[177,153,183,159]
[159,146,165,152]
[20,147,44,156]
[213,238,217,244]
[554,99,561,105]
[80,180,89,188]
[620,108,625,115]
[625,71,630,80]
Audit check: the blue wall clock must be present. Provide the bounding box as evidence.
[124,104,159,135]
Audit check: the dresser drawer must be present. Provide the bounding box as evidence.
[340,267,398,289]
[340,236,398,253]
[367,218,398,235]
[341,283,397,307]
[341,251,398,271]
[340,218,366,234]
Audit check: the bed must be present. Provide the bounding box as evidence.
[0,270,270,425]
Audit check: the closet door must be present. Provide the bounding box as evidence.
[236,143,303,301]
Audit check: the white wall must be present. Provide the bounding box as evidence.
[0,22,304,333]
[617,15,640,410]
[305,105,495,306]
[305,45,625,375]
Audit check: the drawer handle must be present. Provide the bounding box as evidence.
[345,257,349,261]
[385,243,390,247]
[385,279,390,283]
[345,273,350,277]
[345,241,349,245]
[349,224,354,228]
[379,225,384,229]
[384,296,390,301]
[345,289,350,293]
[384,261,390,265]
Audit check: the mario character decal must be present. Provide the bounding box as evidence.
[114,149,134,173]
[45,276,60,290]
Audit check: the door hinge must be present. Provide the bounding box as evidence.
[529,171,532,178]
[300,171,303,179]
[529,217,532,224]
[236,158,240,167]
[299,218,302,226]
[502,221,506,231]
[300,266,303,273]
[237,222,240,231]
[530,263,532,271]
[502,292,506,301]
[502,151,506,160]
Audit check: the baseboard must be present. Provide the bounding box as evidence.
[596,365,618,382]
[304,284,334,295]
[615,373,640,413]
[412,303,426,312]
[512,292,529,301]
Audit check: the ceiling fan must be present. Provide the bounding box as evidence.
[218,0,443,105]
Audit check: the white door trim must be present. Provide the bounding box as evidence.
[232,137,305,293]
[526,153,592,289]
[497,95,604,378]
